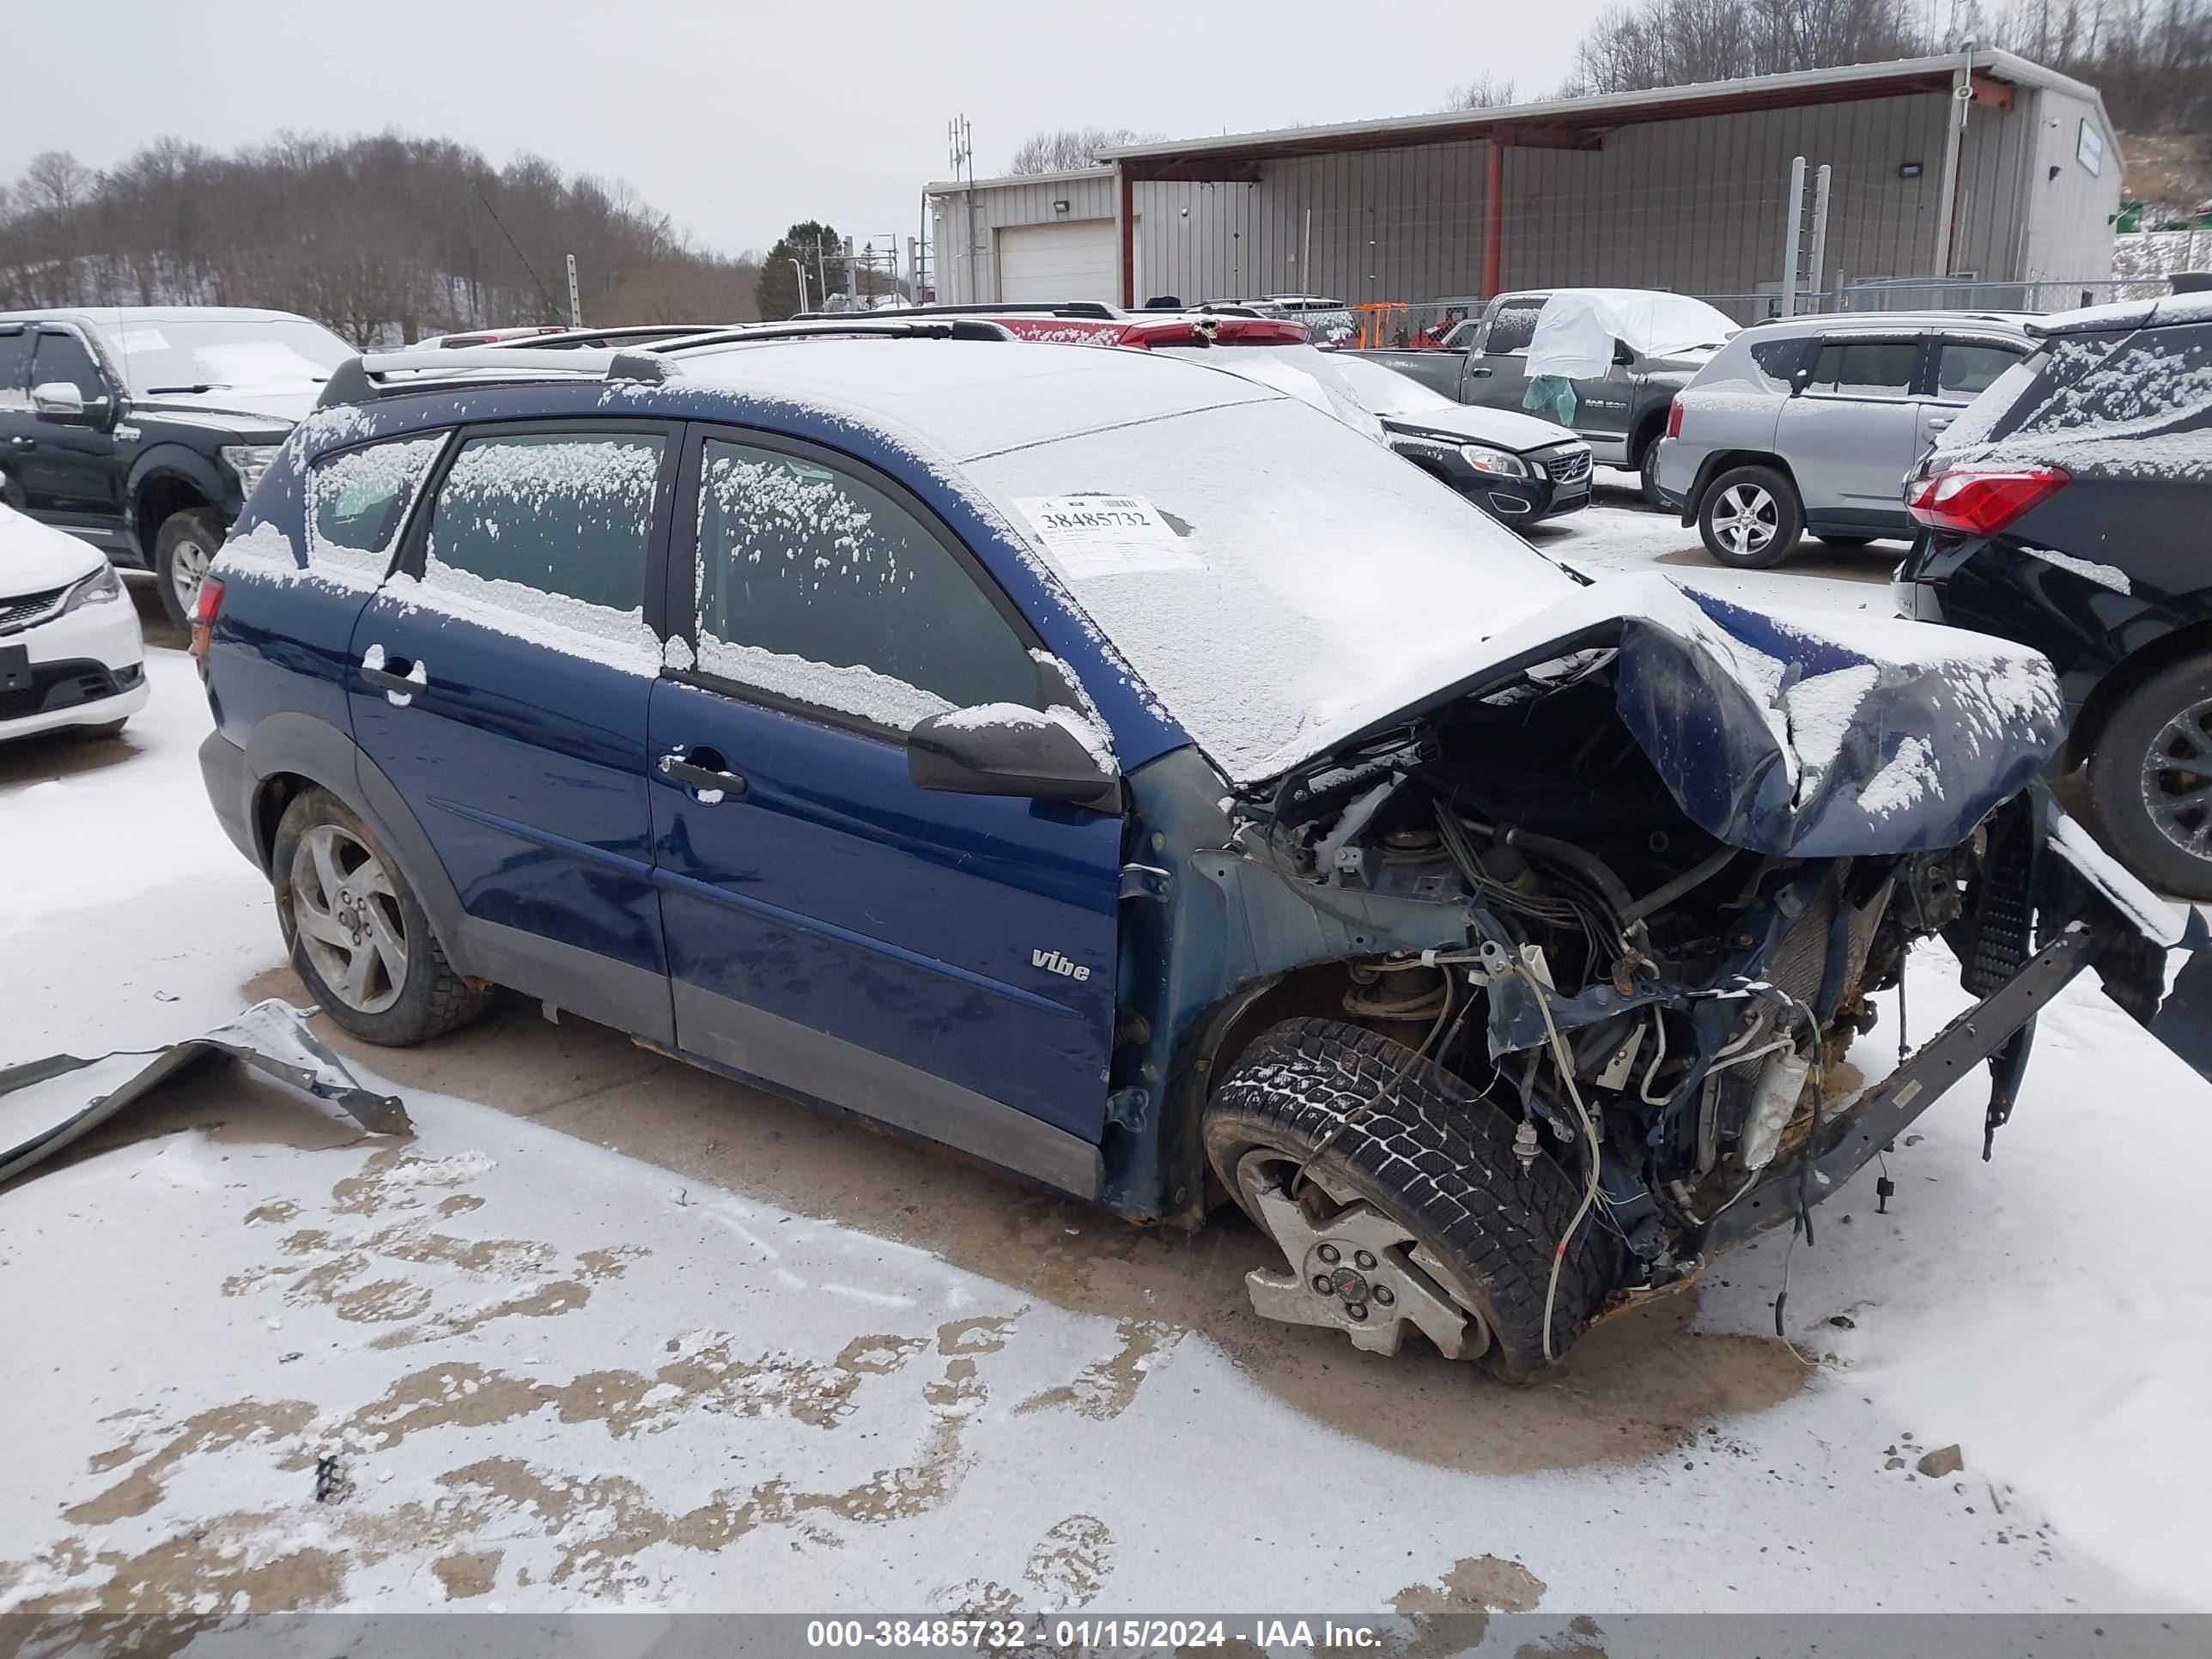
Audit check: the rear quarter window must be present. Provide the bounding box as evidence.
[307,436,445,586]
[2017,325,2212,437]
[1747,337,1810,386]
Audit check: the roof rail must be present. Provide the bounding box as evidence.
[652,318,1017,353]
[482,323,731,350]
[315,343,659,409]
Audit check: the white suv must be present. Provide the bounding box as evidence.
[0,504,149,742]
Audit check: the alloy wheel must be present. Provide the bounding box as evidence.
[2142,696,2212,862]
[169,536,212,616]
[1235,1148,1490,1360]
[1709,483,1778,557]
[289,823,409,1013]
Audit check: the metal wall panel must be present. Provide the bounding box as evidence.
[930,84,2113,311]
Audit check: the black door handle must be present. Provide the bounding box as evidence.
[360,648,423,696]
[659,748,748,799]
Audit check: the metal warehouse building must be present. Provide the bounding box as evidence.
[924,51,2121,320]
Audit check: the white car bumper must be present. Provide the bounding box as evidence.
[0,586,150,741]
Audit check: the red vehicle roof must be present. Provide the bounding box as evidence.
[984,313,1310,349]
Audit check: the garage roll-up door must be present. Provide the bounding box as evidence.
[996,219,1134,305]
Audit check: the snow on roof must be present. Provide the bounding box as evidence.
[664,337,1281,463]
[0,305,313,326]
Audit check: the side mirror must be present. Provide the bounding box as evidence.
[908,704,1121,811]
[1613,340,1636,367]
[32,382,104,427]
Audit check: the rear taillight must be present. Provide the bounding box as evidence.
[188,576,224,678]
[1665,401,1685,440]
[1905,465,2069,536]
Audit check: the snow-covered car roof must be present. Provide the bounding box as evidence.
[0,305,319,326]
[665,335,1286,462]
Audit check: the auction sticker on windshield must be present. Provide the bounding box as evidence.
[1014,495,1201,580]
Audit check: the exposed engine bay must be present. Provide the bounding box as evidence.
[1224,643,2022,1288]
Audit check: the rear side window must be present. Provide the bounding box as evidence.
[1813,339,1918,397]
[426,431,663,611]
[1483,302,1545,356]
[1936,340,2025,398]
[307,436,443,584]
[690,438,1037,729]
[2017,325,2212,435]
[31,331,105,400]
[0,329,27,404]
[1747,337,1811,386]
[418,429,666,669]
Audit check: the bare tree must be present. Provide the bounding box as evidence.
[1444,73,1522,108]
[1006,127,1159,173]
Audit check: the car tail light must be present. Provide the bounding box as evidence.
[1665,401,1685,440]
[188,576,224,678]
[1906,465,2069,536]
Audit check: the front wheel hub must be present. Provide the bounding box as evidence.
[1236,1151,1488,1360]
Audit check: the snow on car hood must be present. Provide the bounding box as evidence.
[1304,573,2063,857]
[1381,402,1583,452]
[1527,290,1738,381]
[0,504,104,597]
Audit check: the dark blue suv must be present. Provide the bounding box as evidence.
[195,323,2175,1378]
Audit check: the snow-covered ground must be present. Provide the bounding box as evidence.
[3,546,2208,1626]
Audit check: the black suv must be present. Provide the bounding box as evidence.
[1896,289,2212,896]
[0,307,353,630]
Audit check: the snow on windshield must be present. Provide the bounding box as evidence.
[964,396,1580,784]
[98,319,352,392]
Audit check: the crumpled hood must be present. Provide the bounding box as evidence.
[1613,582,2063,855]
[1310,573,2062,857]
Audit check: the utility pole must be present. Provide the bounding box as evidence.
[564,253,582,327]
[948,113,974,302]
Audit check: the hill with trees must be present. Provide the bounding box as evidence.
[0,132,762,345]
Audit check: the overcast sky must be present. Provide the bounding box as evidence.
[1,0,1609,262]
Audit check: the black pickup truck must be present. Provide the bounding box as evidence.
[0,306,352,629]
[1344,288,1739,503]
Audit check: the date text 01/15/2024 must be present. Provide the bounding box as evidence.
[804,1619,1389,1649]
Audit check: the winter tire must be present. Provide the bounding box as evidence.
[271,787,492,1044]
[1203,1016,1620,1380]
[1698,464,1803,568]
[155,506,226,635]
[2086,654,2212,901]
[1638,438,1665,507]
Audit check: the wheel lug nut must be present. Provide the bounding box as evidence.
[1372,1285,1395,1307]
[1353,1250,1376,1271]
[1317,1243,1340,1264]
[1311,1274,1334,1295]
[1346,1302,1368,1320]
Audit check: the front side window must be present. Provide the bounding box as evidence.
[31,331,106,402]
[307,436,445,584]
[0,329,29,405]
[1936,340,2026,398]
[1812,339,1918,398]
[692,439,1037,730]
[1483,302,1544,356]
[420,429,665,668]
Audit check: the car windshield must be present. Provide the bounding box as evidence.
[95,318,353,393]
[1321,354,1462,416]
[963,394,1581,784]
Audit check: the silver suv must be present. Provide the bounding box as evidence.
[1653,312,2031,568]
